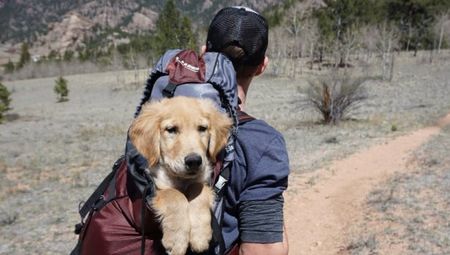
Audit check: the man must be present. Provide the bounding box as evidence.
[72,6,289,255]
[205,7,289,255]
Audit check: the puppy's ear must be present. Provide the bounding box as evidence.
[129,102,161,166]
[203,101,232,161]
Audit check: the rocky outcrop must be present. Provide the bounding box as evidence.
[37,13,93,54]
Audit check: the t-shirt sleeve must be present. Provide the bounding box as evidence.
[237,135,289,243]
[239,135,289,201]
[238,195,284,243]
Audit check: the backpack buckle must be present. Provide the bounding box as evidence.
[162,83,177,98]
[92,195,106,211]
[74,222,84,235]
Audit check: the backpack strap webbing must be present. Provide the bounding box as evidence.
[76,155,125,232]
[213,110,255,196]
[211,110,254,255]
[71,156,125,255]
[237,110,255,125]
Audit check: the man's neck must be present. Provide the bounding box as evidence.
[237,78,252,111]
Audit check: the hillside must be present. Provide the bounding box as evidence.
[0,0,280,52]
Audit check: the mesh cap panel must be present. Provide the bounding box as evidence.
[206,6,268,66]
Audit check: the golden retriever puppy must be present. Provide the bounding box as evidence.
[129,96,232,255]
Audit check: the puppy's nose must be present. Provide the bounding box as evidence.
[184,153,202,171]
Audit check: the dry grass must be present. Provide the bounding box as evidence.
[0,53,449,254]
[345,126,450,255]
[2,53,151,81]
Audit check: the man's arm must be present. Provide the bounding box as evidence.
[236,132,290,255]
[240,226,288,255]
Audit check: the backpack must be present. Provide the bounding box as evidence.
[71,49,254,255]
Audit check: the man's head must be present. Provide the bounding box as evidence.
[206,6,269,79]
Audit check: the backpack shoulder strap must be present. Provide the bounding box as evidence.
[210,111,256,255]
[76,155,124,230]
[237,110,255,124]
[213,110,255,194]
[71,156,125,255]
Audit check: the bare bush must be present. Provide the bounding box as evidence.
[267,2,319,77]
[361,22,400,81]
[434,11,450,56]
[304,71,369,124]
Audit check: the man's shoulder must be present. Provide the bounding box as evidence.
[236,118,286,158]
[238,118,284,143]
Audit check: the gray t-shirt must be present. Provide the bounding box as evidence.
[222,118,290,251]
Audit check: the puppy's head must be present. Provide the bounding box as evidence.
[129,97,232,179]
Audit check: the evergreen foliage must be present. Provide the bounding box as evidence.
[4,0,448,76]
[382,0,447,51]
[17,42,31,69]
[153,0,198,55]
[3,59,15,73]
[54,76,69,102]
[311,0,450,53]
[63,50,74,62]
[0,82,11,123]
[315,1,371,44]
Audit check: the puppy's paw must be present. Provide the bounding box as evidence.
[188,185,214,253]
[189,222,212,253]
[162,231,190,255]
[152,189,190,255]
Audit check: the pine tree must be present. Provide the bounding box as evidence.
[3,59,15,73]
[0,82,11,123]
[54,76,69,102]
[179,16,197,51]
[384,0,438,52]
[153,0,198,55]
[63,50,74,62]
[17,42,31,69]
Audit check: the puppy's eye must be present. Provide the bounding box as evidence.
[198,125,208,132]
[165,126,178,134]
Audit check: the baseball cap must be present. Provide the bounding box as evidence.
[206,6,268,66]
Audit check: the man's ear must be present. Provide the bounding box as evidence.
[255,56,269,76]
[200,45,207,55]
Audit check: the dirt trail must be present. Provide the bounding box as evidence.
[285,112,450,255]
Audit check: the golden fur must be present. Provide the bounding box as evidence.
[129,96,232,255]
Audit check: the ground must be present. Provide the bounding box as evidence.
[0,52,449,254]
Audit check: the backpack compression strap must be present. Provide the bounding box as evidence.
[75,156,125,233]
[70,156,125,255]
[213,110,255,195]
[211,110,254,255]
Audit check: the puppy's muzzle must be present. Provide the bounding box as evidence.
[184,153,203,173]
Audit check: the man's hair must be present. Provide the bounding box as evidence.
[206,6,268,77]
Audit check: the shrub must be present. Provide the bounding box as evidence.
[3,59,15,73]
[0,82,11,123]
[16,42,31,69]
[54,76,69,102]
[304,71,369,124]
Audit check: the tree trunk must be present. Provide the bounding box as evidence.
[406,22,412,52]
[438,25,444,55]
[389,53,395,82]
